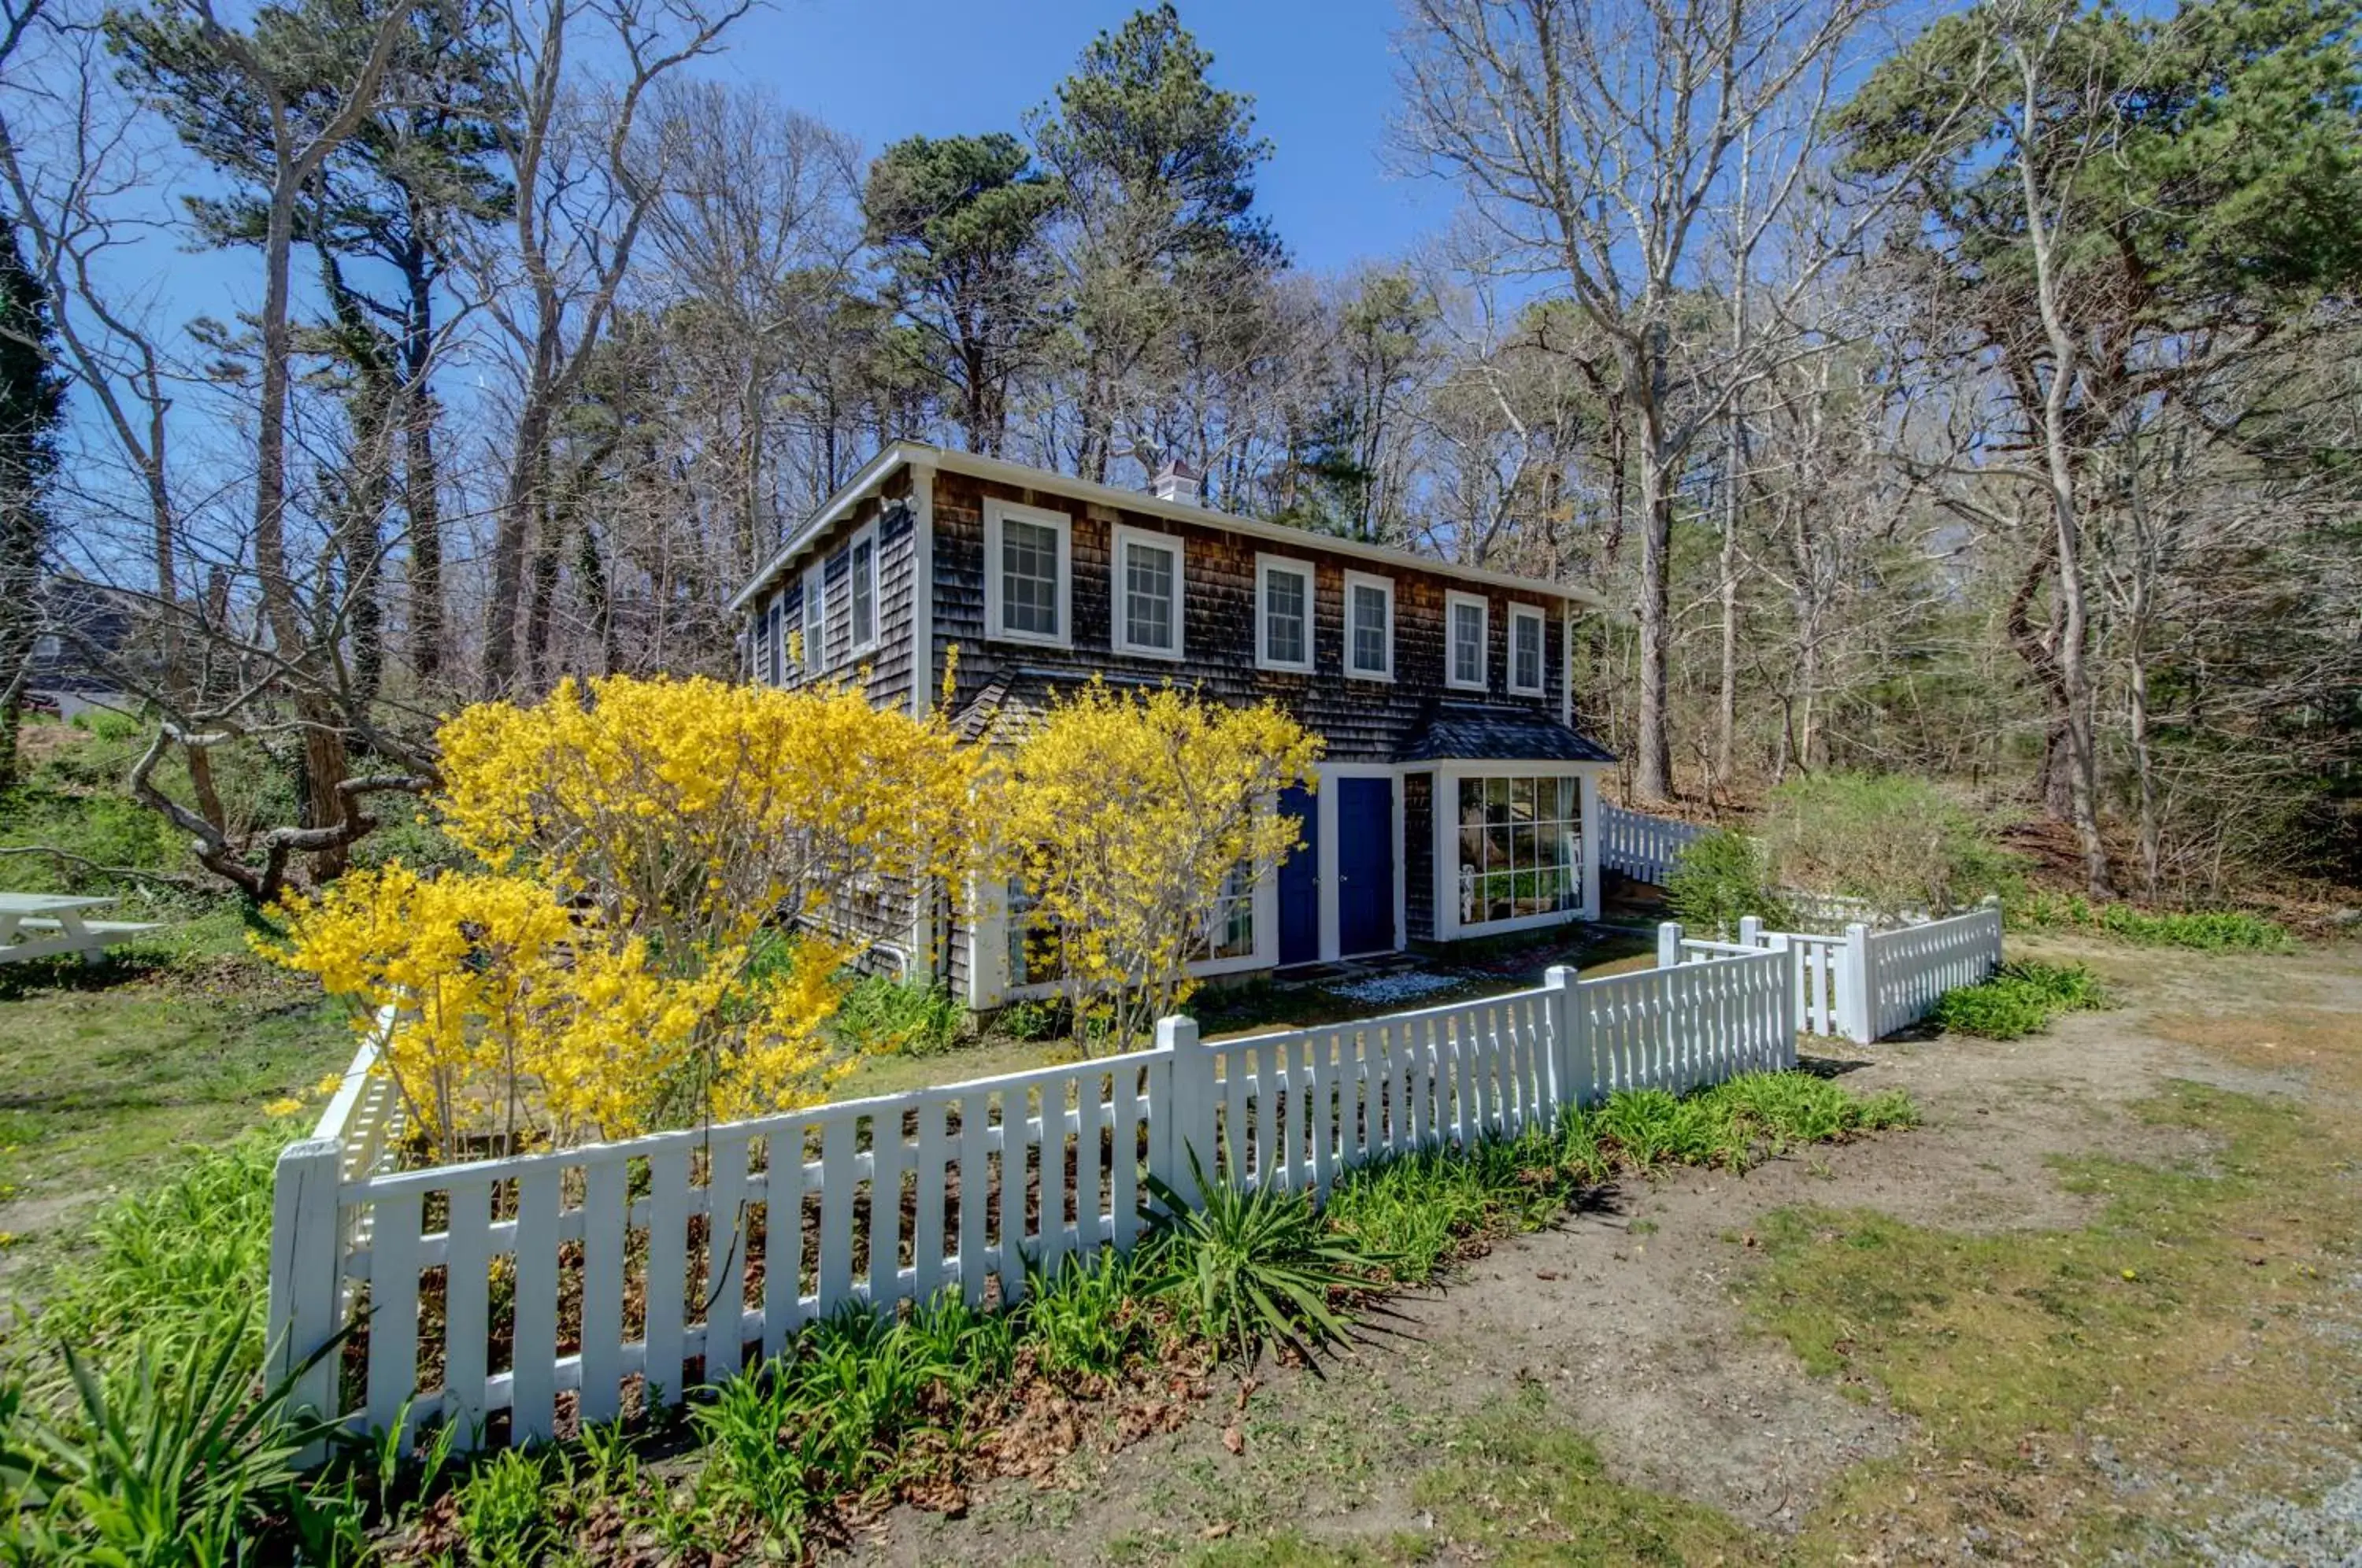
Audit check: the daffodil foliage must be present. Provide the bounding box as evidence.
[261,675,986,1159]
[1001,682,1321,1050]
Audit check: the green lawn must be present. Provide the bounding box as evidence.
[0,908,356,1302]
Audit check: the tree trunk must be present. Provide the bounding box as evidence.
[402,246,445,688]
[1633,372,1675,804]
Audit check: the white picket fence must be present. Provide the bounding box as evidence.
[267,948,1797,1454]
[1598,801,1709,885]
[1657,903,2003,1045]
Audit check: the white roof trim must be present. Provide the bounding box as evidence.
[728,441,1614,616]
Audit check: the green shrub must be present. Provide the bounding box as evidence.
[2009,893,2294,952]
[1141,1150,1379,1365]
[1665,828,1794,937]
[1930,960,2109,1040]
[1760,773,2020,924]
[996,998,1060,1043]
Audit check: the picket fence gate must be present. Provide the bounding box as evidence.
[1657,902,2003,1045]
[267,948,1797,1455]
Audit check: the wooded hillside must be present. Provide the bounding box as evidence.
[1,0,2356,904]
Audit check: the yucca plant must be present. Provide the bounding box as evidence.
[0,1318,353,1567]
[1139,1147,1380,1366]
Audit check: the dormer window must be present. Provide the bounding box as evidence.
[984,499,1072,648]
[1509,605,1546,695]
[1113,524,1183,658]
[1447,591,1488,691]
[1344,571,1393,681]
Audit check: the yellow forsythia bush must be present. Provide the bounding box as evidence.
[1002,682,1321,1050]
[262,675,985,1160]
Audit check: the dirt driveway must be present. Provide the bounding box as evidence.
[846,936,2362,1566]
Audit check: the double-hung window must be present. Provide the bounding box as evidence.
[1509,605,1546,695]
[850,525,879,653]
[1446,591,1489,691]
[1255,555,1314,673]
[1113,524,1184,658]
[1343,571,1394,681]
[984,499,1071,647]
[802,567,826,672]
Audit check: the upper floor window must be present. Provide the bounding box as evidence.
[850,524,879,652]
[802,567,826,671]
[1113,524,1184,658]
[984,498,1071,647]
[1447,591,1488,691]
[1509,605,1546,695]
[1255,554,1314,673]
[1343,570,1394,681]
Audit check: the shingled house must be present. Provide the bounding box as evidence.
[730,442,1616,1011]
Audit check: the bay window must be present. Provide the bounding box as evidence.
[1455,773,1583,927]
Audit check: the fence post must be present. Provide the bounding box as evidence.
[266,1136,346,1463]
[1150,1014,1214,1209]
[1766,934,1799,1069]
[1841,923,1875,1045]
[1543,965,1580,1120]
[1657,920,1683,969]
[1738,915,1762,949]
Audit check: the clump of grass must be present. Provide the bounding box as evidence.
[1931,960,2108,1040]
[2010,892,2294,952]
[1324,1128,1565,1285]
[831,973,964,1056]
[1020,1249,1161,1381]
[14,1129,286,1384]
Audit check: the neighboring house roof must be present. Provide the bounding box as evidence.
[1393,704,1618,766]
[729,442,1615,616]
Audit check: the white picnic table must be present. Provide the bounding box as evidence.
[0,891,165,965]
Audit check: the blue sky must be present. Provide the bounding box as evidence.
[708,0,1452,273]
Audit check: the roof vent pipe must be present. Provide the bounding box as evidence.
[1150,457,1198,504]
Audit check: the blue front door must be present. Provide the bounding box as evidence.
[1277,785,1320,966]
[1337,777,1396,956]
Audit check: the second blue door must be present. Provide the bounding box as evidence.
[1336,777,1396,956]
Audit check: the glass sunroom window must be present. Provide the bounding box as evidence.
[1457,775,1582,926]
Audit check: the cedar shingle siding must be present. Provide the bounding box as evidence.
[929,471,1568,756]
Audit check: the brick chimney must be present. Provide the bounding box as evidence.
[1150,457,1198,504]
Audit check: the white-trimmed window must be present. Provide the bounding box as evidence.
[1447,591,1488,691]
[1509,604,1546,696]
[802,567,827,671]
[1343,571,1394,681]
[850,524,879,652]
[1455,773,1583,927]
[1255,554,1315,672]
[1113,523,1184,658]
[984,498,1071,647]
[1197,860,1257,961]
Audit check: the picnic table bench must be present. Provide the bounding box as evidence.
[0,892,165,965]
